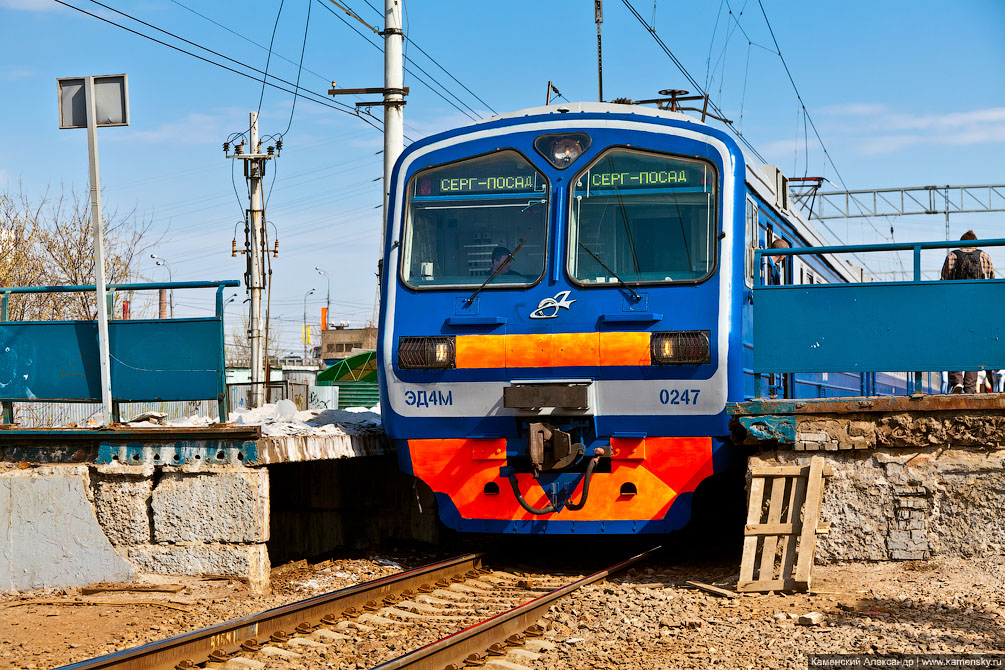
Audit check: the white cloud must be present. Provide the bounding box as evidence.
[3,66,36,81]
[769,104,1005,159]
[819,103,887,116]
[0,0,53,10]
[110,113,229,145]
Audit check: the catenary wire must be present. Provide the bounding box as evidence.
[620,0,768,165]
[59,0,383,134]
[359,0,497,114]
[315,0,481,121]
[257,0,286,116]
[279,0,313,137]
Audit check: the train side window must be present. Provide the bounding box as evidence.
[744,197,757,287]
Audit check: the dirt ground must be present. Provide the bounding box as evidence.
[1,551,1002,669]
[534,555,1005,669]
[0,546,439,670]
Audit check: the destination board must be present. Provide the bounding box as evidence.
[575,168,714,192]
[415,171,544,197]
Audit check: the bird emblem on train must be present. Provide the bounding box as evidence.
[529,290,576,319]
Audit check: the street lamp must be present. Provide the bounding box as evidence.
[223,292,239,318]
[303,288,316,360]
[150,253,174,319]
[314,267,330,327]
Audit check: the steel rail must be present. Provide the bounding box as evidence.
[372,545,662,670]
[57,552,486,670]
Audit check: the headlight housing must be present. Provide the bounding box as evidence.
[650,331,711,365]
[398,336,455,369]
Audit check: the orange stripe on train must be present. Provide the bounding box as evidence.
[407,437,713,522]
[454,331,648,369]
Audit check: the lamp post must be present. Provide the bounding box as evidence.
[150,254,174,319]
[223,292,238,318]
[314,267,330,328]
[303,288,316,361]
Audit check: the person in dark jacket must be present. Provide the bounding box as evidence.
[765,238,791,286]
[941,230,995,393]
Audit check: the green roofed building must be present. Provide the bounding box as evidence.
[316,350,379,409]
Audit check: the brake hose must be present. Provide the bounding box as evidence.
[563,455,600,511]
[504,454,602,516]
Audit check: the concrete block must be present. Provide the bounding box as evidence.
[890,549,927,561]
[127,543,269,589]
[288,637,325,649]
[260,647,302,660]
[0,474,134,590]
[224,659,265,670]
[92,474,153,545]
[153,469,268,543]
[797,432,829,443]
[888,530,910,542]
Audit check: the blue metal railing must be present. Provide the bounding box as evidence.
[0,280,240,424]
[752,239,1005,398]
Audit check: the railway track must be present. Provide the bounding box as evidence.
[58,546,659,670]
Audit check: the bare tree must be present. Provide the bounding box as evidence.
[0,184,157,320]
[228,313,283,368]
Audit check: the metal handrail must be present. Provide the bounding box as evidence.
[0,280,241,422]
[0,280,240,294]
[754,238,1005,286]
[0,280,241,322]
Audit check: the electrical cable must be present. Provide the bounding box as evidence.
[257,0,286,117]
[704,0,725,90]
[325,0,379,33]
[360,0,496,113]
[315,0,481,122]
[231,160,248,220]
[168,0,330,86]
[60,0,382,134]
[754,0,889,243]
[620,0,768,165]
[279,0,312,138]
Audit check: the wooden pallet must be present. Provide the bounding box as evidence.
[737,456,833,593]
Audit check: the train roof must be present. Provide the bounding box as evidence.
[475,103,865,283]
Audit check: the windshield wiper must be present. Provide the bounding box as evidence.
[464,237,528,306]
[578,242,642,301]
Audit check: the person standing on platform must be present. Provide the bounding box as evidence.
[766,238,791,286]
[940,230,995,393]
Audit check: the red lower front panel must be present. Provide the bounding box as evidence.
[407,437,714,522]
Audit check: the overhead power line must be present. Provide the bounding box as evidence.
[315,0,483,122]
[257,0,286,116]
[358,0,497,114]
[280,0,313,137]
[754,0,890,243]
[55,0,383,134]
[168,0,331,87]
[620,0,768,164]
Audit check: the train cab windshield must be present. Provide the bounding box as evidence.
[401,151,549,288]
[568,149,718,285]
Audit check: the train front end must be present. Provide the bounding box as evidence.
[378,104,746,534]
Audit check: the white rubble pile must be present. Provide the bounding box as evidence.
[122,399,382,437]
[230,400,382,437]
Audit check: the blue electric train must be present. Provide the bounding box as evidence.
[376,102,902,535]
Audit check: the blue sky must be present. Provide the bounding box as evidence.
[2,0,1003,353]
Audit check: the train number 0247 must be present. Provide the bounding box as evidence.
[658,388,701,405]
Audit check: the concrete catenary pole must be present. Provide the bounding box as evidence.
[248,111,266,407]
[382,0,404,249]
[84,76,114,425]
